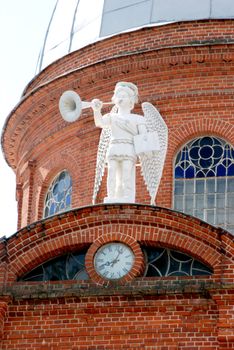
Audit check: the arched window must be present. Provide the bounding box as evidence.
[43,170,72,218]
[143,247,212,277]
[174,136,234,233]
[18,246,212,281]
[18,249,89,281]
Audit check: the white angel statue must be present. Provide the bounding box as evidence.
[91,82,168,205]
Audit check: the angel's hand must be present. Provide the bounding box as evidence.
[91,99,103,112]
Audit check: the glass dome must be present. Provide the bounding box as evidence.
[37,0,234,72]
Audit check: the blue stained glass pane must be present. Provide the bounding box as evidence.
[169,271,189,276]
[19,249,89,282]
[223,159,232,168]
[58,192,64,202]
[64,176,70,190]
[200,137,213,146]
[181,151,187,161]
[66,195,71,206]
[147,265,161,277]
[60,203,65,210]
[50,203,55,214]
[175,166,184,179]
[206,170,215,177]
[192,269,212,276]
[147,248,165,263]
[224,149,229,158]
[44,171,72,218]
[189,146,200,160]
[217,164,226,176]
[184,151,189,161]
[181,261,193,274]
[45,207,49,218]
[181,161,190,170]
[200,146,213,159]
[227,164,234,176]
[168,256,180,274]
[191,139,199,147]
[58,181,65,192]
[196,170,205,178]
[191,159,199,167]
[59,171,66,181]
[231,149,234,160]
[213,145,223,159]
[175,152,182,165]
[185,166,195,178]
[66,253,85,279]
[170,251,192,262]
[53,183,59,195]
[200,158,213,169]
[226,149,231,158]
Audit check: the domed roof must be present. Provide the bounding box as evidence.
[37,0,234,72]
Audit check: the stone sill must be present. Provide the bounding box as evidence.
[0,278,233,300]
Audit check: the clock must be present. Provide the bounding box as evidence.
[94,242,135,280]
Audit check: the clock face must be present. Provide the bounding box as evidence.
[94,242,135,280]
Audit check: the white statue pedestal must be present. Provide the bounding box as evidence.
[104,196,135,204]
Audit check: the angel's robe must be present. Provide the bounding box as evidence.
[100,112,146,161]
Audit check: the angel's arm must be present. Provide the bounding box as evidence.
[137,116,147,134]
[92,99,111,128]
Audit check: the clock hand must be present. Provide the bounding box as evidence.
[110,258,120,266]
[98,248,124,269]
[98,261,112,269]
[110,248,124,266]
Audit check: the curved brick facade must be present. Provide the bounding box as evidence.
[0,205,233,348]
[1,19,234,349]
[2,20,234,228]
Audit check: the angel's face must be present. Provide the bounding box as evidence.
[112,87,134,110]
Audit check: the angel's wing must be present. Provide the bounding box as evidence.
[140,102,168,205]
[92,127,111,204]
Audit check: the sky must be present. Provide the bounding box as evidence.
[0,1,56,237]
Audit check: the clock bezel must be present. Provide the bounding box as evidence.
[85,234,145,285]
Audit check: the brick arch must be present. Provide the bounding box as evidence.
[169,119,234,157]
[11,241,90,280]
[9,223,220,281]
[37,151,80,220]
[6,205,230,282]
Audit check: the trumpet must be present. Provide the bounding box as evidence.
[59,90,113,122]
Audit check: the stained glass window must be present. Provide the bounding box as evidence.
[19,246,212,282]
[174,136,234,233]
[143,247,212,277]
[18,250,89,282]
[44,170,72,218]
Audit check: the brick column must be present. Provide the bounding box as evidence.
[27,160,37,225]
[0,297,11,344]
[212,291,234,349]
[16,183,23,230]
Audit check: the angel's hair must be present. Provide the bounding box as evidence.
[112,81,138,104]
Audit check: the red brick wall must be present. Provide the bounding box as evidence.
[1,294,220,349]
[0,205,233,349]
[2,20,234,227]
